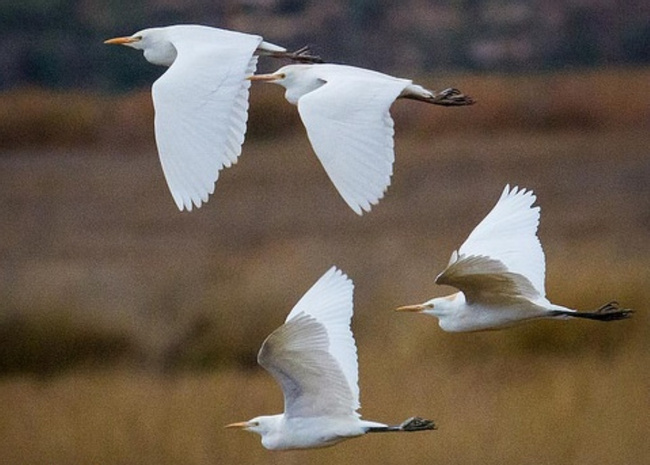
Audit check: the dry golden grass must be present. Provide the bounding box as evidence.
[0,348,647,465]
[0,69,648,463]
[395,67,650,133]
[1,67,649,150]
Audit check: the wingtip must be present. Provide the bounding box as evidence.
[501,183,537,204]
[177,199,192,212]
[348,198,372,216]
[172,191,213,212]
[326,265,343,277]
[325,266,353,288]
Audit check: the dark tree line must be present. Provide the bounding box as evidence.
[1,0,648,91]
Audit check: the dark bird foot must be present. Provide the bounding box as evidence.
[400,416,437,432]
[272,46,324,63]
[551,301,634,321]
[431,87,475,106]
[592,301,634,321]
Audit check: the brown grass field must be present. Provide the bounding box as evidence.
[0,68,648,464]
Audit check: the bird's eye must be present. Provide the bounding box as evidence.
[251,421,259,427]
[278,73,286,79]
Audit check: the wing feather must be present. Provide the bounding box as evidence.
[436,255,541,306]
[283,267,359,410]
[297,72,409,215]
[151,27,261,210]
[258,313,357,418]
[448,185,547,299]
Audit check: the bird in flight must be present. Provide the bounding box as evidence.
[226,267,435,450]
[105,24,320,211]
[396,185,633,332]
[248,63,474,215]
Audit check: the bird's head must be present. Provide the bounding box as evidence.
[225,415,279,437]
[247,65,303,85]
[395,301,435,316]
[247,65,322,104]
[396,293,461,317]
[104,29,149,50]
[104,28,176,66]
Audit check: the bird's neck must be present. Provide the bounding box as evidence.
[143,40,177,67]
[284,77,325,104]
[258,415,289,450]
[430,293,465,316]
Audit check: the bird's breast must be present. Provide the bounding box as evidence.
[438,302,548,332]
[264,417,362,450]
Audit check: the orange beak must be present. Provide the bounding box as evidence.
[247,73,281,82]
[395,304,427,313]
[225,421,251,429]
[104,36,139,45]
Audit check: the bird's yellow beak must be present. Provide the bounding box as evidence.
[395,304,427,313]
[247,73,281,82]
[104,36,140,45]
[225,421,251,429]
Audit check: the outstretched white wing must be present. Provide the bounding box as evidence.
[297,67,411,215]
[152,26,262,211]
[437,185,547,304]
[258,267,360,418]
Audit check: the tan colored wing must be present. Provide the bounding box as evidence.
[452,185,547,297]
[436,255,541,306]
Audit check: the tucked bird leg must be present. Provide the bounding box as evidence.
[400,84,475,106]
[550,301,634,321]
[266,46,324,63]
[430,87,475,106]
[366,417,437,433]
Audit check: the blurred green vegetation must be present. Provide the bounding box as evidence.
[0,314,135,376]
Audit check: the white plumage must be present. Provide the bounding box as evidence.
[105,25,286,211]
[396,185,632,331]
[454,185,546,300]
[249,63,473,215]
[227,267,435,450]
[282,266,360,411]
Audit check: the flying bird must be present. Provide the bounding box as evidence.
[396,185,633,332]
[104,24,320,211]
[248,63,474,215]
[226,267,435,450]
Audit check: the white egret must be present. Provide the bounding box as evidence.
[226,266,435,450]
[396,185,633,332]
[248,63,474,215]
[105,24,319,211]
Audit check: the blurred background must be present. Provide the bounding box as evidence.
[0,1,649,464]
